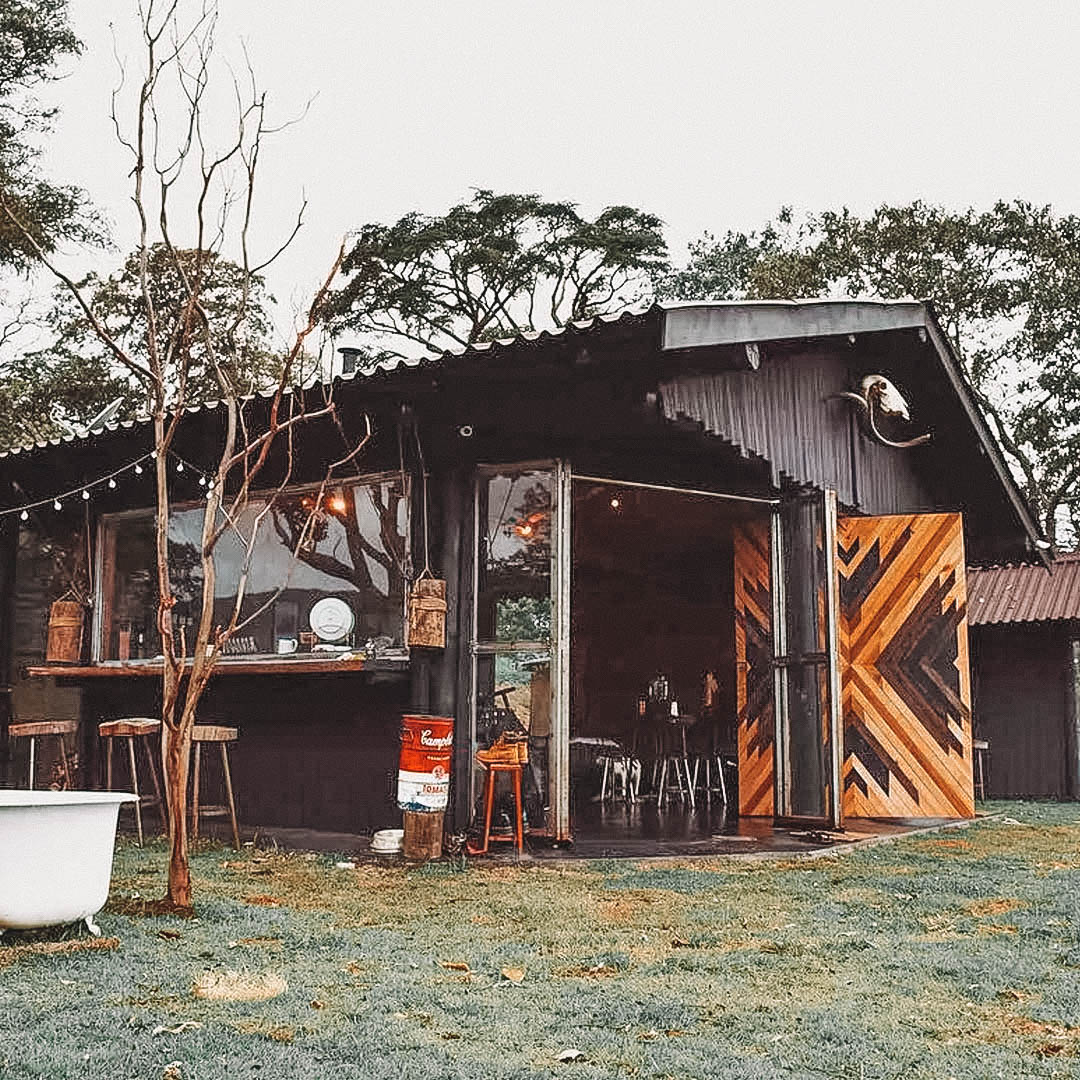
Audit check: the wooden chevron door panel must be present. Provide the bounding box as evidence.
[734,517,775,816]
[837,513,974,819]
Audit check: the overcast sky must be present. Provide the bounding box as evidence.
[36,1,1080,331]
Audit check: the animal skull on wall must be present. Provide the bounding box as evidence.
[835,374,932,449]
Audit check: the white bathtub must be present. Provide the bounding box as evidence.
[0,790,137,935]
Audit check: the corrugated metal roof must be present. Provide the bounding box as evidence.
[0,306,656,461]
[967,554,1080,625]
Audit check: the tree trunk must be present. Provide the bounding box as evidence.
[163,721,193,910]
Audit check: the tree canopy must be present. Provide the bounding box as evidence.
[0,243,282,447]
[0,0,100,269]
[324,189,668,366]
[661,201,1080,546]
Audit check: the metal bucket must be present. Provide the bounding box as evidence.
[397,714,453,811]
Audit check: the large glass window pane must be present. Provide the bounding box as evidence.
[477,471,552,643]
[777,493,831,819]
[101,476,408,659]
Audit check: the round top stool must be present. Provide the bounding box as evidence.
[191,724,240,849]
[99,716,164,845]
[99,717,161,738]
[10,719,78,790]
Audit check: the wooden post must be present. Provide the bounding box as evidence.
[1065,638,1080,800]
[432,466,470,832]
[402,809,444,859]
[0,520,17,786]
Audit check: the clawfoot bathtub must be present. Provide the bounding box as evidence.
[0,790,137,936]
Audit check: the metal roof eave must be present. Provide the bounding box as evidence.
[658,298,1047,565]
[919,303,1048,566]
[660,298,929,350]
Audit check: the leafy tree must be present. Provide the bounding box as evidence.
[662,201,1080,547]
[0,0,100,269]
[324,189,668,365]
[16,243,280,422]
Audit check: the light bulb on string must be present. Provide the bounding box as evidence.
[108,478,117,489]
[198,475,206,487]
[53,499,61,511]
[134,464,143,475]
[81,490,90,501]
[19,509,28,521]
[175,460,184,473]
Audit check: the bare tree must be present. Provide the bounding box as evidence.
[1,0,365,909]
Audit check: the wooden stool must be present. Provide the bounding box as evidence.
[191,725,240,849]
[972,737,990,800]
[99,717,165,845]
[9,720,78,790]
[469,762,524,855]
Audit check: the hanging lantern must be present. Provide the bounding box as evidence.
[408,574,447,649]
[46,597,85,663]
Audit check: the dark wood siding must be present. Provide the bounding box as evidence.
[659,350,936,515]
[80,672,409,835]
[971,623,1072,798]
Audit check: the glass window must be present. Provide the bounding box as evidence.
[476,470,552,643]
[99,476,409,660]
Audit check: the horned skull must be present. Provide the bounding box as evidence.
[835,374,931,448]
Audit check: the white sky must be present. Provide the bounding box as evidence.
[31,1,1080,335]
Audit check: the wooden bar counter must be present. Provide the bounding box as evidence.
[27,656,409,678]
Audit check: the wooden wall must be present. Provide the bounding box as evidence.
[81,672,410,835]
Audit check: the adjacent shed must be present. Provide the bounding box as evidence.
[968,556,1080,799]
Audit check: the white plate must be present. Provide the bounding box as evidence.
[309,597,355,642]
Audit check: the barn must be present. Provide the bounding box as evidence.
[0,300,1045,849]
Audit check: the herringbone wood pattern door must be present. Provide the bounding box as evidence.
[837,513,974,819]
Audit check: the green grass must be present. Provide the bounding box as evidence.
[2,801,1080,1078]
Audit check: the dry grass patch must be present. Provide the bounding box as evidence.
[192,969,287,1002]
[231,1018,297,1043]
[966,897,1025,917]
[0,936,119,967]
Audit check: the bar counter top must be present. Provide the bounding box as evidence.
[27,655,410,678]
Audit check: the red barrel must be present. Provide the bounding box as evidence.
[397,715,454,811]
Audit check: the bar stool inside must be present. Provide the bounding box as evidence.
[191,724,240,849]
[10,719,78,790]
[99,716,165,845]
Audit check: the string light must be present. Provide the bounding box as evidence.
[4,448,211,519]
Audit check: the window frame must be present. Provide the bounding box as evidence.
[91,470,411,663]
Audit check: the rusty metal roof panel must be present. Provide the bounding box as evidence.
[967,555,1080,625]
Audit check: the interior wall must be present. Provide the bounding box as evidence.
[569,483,737,752]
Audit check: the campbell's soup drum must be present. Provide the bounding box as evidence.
[397,715,454,811]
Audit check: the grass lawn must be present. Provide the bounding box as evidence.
[2,801,1080,1079]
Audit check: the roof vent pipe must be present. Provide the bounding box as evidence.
[337,347,362,376]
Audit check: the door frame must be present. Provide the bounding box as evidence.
[569,472,779,837]
[770,487,844,829]
[470,461,571,838]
